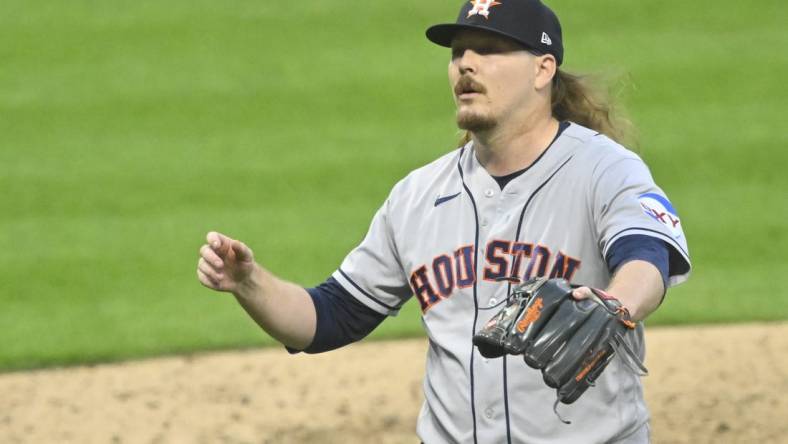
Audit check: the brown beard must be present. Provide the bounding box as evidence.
[453,76,495,132]
[456,108,496,132]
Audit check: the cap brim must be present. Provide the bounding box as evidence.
[425,23,534,50]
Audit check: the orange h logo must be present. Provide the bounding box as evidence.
[467,0,502,19]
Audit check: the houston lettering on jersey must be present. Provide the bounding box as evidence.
[410,240,581,313]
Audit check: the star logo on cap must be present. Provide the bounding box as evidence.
[467,0,502,19]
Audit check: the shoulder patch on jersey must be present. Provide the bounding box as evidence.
[638,193,683,239]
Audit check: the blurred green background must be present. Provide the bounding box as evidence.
[1,0,786,371]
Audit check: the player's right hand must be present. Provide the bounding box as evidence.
[197,231,256,293]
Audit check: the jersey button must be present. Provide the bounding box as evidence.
[484,407,494,419]
[488,298,497,306]
[484,189,495,198]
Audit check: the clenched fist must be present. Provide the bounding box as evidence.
[197,231,256,293]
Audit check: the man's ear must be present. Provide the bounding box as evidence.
[534,54,557,90]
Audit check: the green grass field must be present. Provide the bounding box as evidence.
[1,0,786,371]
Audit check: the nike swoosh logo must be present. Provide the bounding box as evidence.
[434,192,461,207]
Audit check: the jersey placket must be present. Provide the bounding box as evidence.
[462,151,523,444]
[463,136,577,443]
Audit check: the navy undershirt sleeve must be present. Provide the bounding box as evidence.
[288,276,386,354]
[605,234,670,290]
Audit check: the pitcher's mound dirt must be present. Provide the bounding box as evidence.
[1,322,786,443]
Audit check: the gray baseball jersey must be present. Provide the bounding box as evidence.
[332,123,691,443]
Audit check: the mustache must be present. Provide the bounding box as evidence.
[454,76,486,95]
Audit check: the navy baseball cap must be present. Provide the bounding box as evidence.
[426,0,564,66]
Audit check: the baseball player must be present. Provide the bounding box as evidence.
[197,1,691,443]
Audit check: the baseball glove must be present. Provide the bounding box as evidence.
[473,277,647,423]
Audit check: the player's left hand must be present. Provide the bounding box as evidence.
[572,286,635,316]
[570,286,592,299]
[473,278,648,422]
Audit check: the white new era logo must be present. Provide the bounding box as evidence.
[541,32,552,45]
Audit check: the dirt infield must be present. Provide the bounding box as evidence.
[1,323,786,443]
